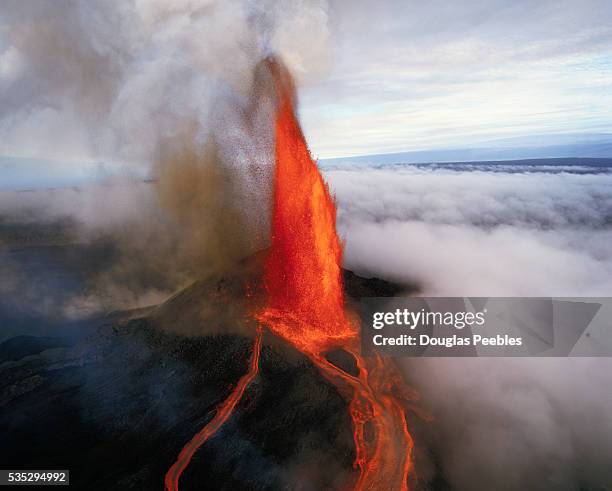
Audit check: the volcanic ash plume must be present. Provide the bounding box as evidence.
[0,0,332,308]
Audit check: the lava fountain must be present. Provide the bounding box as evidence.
[165,58,414,491]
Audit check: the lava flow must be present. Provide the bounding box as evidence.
[257,58,414,491]
[165,57,414,491]
[164,328,263,491]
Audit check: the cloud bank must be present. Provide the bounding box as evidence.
[326,165,612,295]
[325,163,612,490]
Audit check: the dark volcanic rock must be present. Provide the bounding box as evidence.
[0,335,71,363]
[343,269,411,298]
[1,320,354,490]
[0,262,413,490]
[324,348,359,378]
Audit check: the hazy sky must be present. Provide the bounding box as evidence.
[300,0,612,158]
[1,0,611,163]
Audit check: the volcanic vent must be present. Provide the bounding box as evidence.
[163,58,417,491]
[0,57,421,491]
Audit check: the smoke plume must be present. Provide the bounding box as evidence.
[0,0,331,308]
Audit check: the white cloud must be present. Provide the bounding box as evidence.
[328,164,612,489]
[300,0,612,157]
[326,165,612,295]
[0,0,331,162]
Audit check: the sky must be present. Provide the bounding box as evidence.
[299,0,612,158]
[0,0,611,167]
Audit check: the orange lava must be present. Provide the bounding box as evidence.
[260,66,349,356]
[258,58,414,491]
[165,57,414,491]
[164,328,263,491]
[259,61,352,356]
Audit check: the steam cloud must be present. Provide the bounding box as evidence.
[324,163,612,490]
[0,0,331,308]
[326,165,612,296]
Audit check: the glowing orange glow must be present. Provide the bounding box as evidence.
[165,57,414,491]
[259,60,352,354]
[258,58,414,491]
[164,329,263,491]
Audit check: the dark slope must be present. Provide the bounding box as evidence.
[0,260,414,490]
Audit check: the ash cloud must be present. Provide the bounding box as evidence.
[325,163,612,490]
[0,0,331,313]
[0,0,330,162]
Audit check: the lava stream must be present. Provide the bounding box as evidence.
[258,58,415,491]
[165,57,415,491]
[312,350,413,490]
[164,328,263,491]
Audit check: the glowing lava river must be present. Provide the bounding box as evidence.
[165,58,414,491]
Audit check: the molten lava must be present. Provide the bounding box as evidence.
[259,61,352,356]
[165,329,263,491]
[258,58,414,491]
[166,58,414,491]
